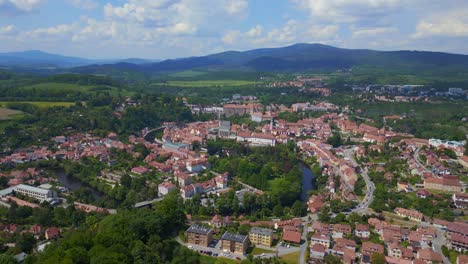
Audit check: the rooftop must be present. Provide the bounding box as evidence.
[221,232,248,243]
[250,227,274,236]
[186,224,213,235]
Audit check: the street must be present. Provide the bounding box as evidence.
[414,147,431,173]
[344,148,375,214]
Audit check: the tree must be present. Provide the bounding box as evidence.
[324,254,342,264]
[327,133,343,148]
[273,205,283,217]
[238,225,250,235]
[371,253,386,264]
[291,201,305,217]
[0,255,17,264]
[17,234,36,253]
[441,245,449,257]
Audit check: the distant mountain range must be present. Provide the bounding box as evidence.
[0,50,158,69]
[2,44,468,76]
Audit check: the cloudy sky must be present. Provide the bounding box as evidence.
[1,0,468,59]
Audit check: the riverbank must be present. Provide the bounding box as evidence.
[299,163,316,202]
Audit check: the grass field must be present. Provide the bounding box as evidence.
[250,247,276,255]
[0,101,75,108]
[152,80,258,87]
[17,82,128,96]
[0,108,23,120]
[199,255,239,264]
[169,70,207,78]
[279,251,300,264]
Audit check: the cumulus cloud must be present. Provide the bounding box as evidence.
[246,25,263,37]
[0,0,44,15]
[221,19,339,50]
[413,8,468,38]
[0,24,18,36]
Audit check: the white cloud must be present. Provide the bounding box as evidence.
[0,0,44,14]
[413,8,468,38]
[0,24,18,36]
[27,24,76,37]
[291,0,404,23]
[68,0,99,10]
[246,25,263,37]
[222,30,240,44]
[221,20,339,50]
[352,26,397,38]
[225,0,248,15]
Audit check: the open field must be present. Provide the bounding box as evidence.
[169,70,208,78]
[279,251,300,264]
[151,80,259,87]
[250,247,276,255]
[199,255,239,264]
[0,108,23,120]
[0,101,75,108]
[19,82,125,94]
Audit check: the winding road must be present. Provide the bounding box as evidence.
[344,148,375,214]
[414,147,430,173]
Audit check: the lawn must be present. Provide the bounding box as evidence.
[250,247,276,255]
[0,108,24,120]
[0,101,75,109]
[279,251,300,264]
[199,255,239,264]
[151,80,258,87]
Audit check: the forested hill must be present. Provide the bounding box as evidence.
[72,43,468,75]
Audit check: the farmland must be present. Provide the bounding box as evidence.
[0,107,23,120]
[152,80,259,87]
[0,101,75,108]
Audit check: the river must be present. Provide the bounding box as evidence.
[55,169,103,201]
[300,163,316,202]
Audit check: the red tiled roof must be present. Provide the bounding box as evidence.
[282,230,301,244]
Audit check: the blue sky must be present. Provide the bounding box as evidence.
[1,0,468,59]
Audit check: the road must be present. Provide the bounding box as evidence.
[419,222,450,264]
[414,147,430,173]
[299,221,308,264]
[344,148,375,214]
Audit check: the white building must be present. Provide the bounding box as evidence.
[13,184,57,203]
[158,182,176,196]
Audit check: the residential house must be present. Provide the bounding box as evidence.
[185,225,213,247]
[158,181,176,196]
[210,214,231,228]
[452,193,468,209]
[395,207,424,222]
[361,242,384,264]
[310,233,331,248]
[45,227,60,240]
[416,248,443,263]
[131,166,149,175]
[355,224,370,239]
[424,177,463,192]
[457,255,468,264]
[220,232,249,255]
[249,227,274,247]
[310,244,326,259]
[332,224,352,239]
[282,230,301,244]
